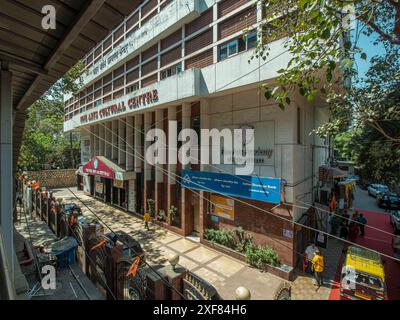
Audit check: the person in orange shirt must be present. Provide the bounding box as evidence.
[330,194,337,212]
[311,250,324,290]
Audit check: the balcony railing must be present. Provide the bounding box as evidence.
[83,0,202,85]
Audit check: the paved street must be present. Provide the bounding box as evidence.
[353,186,388,214]
[53,187,285,300]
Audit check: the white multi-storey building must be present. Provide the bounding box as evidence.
[64,0,331,269]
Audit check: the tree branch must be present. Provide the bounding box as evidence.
[359,15,400,45]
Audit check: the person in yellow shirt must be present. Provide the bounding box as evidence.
[143,211,150,230]
[311,250,324,289]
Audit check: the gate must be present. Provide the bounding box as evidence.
[115,258,147,300]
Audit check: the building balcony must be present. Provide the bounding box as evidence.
[82,0,209,86]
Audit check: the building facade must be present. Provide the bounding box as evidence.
[64,0,331,269]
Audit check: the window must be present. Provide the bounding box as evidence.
[219,39,238,61]
[161,63,182,79]
[246,31,257,49]
[219,32,258,61]
[94,99,102,108]
[126,83,139,94]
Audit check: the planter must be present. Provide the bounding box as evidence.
[201,239,293,281]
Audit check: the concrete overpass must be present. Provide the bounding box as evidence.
[0,0,141,299]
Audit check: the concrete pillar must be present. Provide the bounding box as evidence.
[200,99,211,171]
[155,109,165,217]
[143,112,153,211]
[181,103,192,235]
[167,106,177,223]
[0,65,14,276]
[212,4,218,63]
[118,119,126,166]
[126,116,134,171]
[105,121,112,159]
[112,120,118,161]
[134,115,143,173]
[199,99,210,239]
[99,124,105,156]
[89,125,95,158]
[94,124,99,156]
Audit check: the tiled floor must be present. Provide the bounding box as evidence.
[53,187,286,300]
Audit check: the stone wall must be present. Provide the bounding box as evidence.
[24,169,77,189]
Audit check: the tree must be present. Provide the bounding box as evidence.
[18,63,84,171]
[252,0,400,139]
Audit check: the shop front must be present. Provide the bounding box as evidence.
[83,156,135,212]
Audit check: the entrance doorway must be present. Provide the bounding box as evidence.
[104,178,112,203]
[193,204,200,234]
[90,176,95,196]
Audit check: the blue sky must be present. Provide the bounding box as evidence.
[354,31,386,80]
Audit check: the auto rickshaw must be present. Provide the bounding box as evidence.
[340,246,388,300]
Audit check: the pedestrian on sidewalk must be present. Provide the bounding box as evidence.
[143,211,150,230]
[311,250,324,290]
[356,213,367,237]
[339,222,349,239]
[348,221,359,242]
[305,242,317,274]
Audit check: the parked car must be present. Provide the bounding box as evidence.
[390,211,400,232]
[367,184,389,197]
[392,230,400,262]
[377,193,400,210]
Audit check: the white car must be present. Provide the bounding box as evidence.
[391,211,400,232]
[367,184,389,197]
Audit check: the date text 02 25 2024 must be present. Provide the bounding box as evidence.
[153,304,248,318]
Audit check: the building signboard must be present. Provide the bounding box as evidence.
[95,182,104,195]
[113,179,124,189]
[181,170,281,204]
[83,157,115,179]
[210,195,234,221]
[79,90,158,125]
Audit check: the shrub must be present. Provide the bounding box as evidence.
[246,244,279,268]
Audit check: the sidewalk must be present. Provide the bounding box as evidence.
[53,187,287,300]
[290,237,343,300]
[15,210,105,300]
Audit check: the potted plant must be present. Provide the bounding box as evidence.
[157,209,166,222]
[147,199,155,217]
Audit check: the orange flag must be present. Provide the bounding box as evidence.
[126,256,141,277]
[90,238,106,252]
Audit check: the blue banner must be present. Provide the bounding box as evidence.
[181,170,281,204]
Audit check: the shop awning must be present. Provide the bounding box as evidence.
[320,165,348,179]
[82,156,134,180]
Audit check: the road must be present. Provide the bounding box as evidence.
[353,186,388,214]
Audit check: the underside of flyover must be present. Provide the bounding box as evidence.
[0,0,142,299]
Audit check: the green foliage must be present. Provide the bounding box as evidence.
[147,199,155,216]
[254,0,400,109]
[204,227,260,257]
[246,243,280,268]
[18,63,84,171]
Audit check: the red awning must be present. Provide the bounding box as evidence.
[83,157,116,179]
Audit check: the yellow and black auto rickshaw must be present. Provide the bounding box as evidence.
[340,246,388,300]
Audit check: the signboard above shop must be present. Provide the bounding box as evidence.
[181,170,281,204]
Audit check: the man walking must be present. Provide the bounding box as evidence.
[305,242,317,274]
[311,250,324,290]
[143,211,150,231]
[356,213,367,237]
